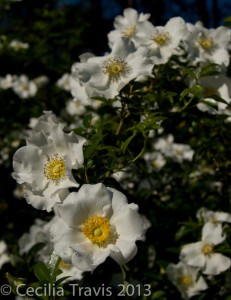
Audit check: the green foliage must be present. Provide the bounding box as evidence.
[0,2,231,300]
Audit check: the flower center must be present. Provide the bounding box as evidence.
[202,243,213,255]
[198,37,214,50]
[103,56,132,82]
[82,215,118,247]
[179,275,193,287]
[22,83,29,91]
[122,26,136,38]
[44,154,66,182]
[152,32,169,46]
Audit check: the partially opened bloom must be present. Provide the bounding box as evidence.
[166,261,208,299]
[51,183,150,272]
[180,222,231,275]
[71,37,153,99]
[12,124,86,211]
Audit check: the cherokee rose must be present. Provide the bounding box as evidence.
[51,183,151,272]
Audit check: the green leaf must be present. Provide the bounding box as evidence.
[151,290,166,299]
[120,132,137,153]
[34,262,50,281]
[199,63,221,77]
[83,113,92,128]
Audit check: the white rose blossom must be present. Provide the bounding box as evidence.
[180,222,231,275]
[184,21,231,67]
[107,7,152,49]
[166,261,208,299]
[12,74,37,99]
[197,207,231,226]
[154,134,194,163]
[12,124,86,211]
[51,183,151,272]
[18,218,56,262]
[71,37,153,99]
[19,220,83,282]
[137,17,188,64]
[0,74,17,90]
[196,74,231,114]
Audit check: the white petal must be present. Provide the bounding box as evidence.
[203,253,231,275]
[111,203,149,241]
[110,239,137,265]
[71,245,109,272]
[12,145,47,191]
[123,8,138,25]
[180,242,205,267]
[202,222,225,245]
[57,184,113,227]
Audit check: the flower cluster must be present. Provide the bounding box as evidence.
[1,5,231,300]
[166,207,231,299]
[12,110,150,273]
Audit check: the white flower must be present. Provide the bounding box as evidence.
[18,218,56,262]
[9,40,29,51]
[57,259,83,283]
[196,74,231,114]
[33,75,49,88]
[51,183,151,272]
[56,73,72,92]
[12,124,86,211]
[138,17,188,64]
[143,151,166,171]
[107,8,152,49]
[65,99,87,116]
[166,261,208,299]
[0,241,10,269]
[71,38,153,99]
[12,75,37,99]
[29,111,65,135]
[0,74,16,89]
[154,134,194,162]
[197,207,231,226]
[185,22,231,67]
[180,222,231,275]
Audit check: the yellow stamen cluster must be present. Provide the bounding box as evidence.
[198,37,214,50]
[103,56,132,82]
[179,275,193,287]
[201,243,213,255]
[82,215,118,247]
[44,154,66,182]
[152,32,169,46]
[122,26,136,38]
